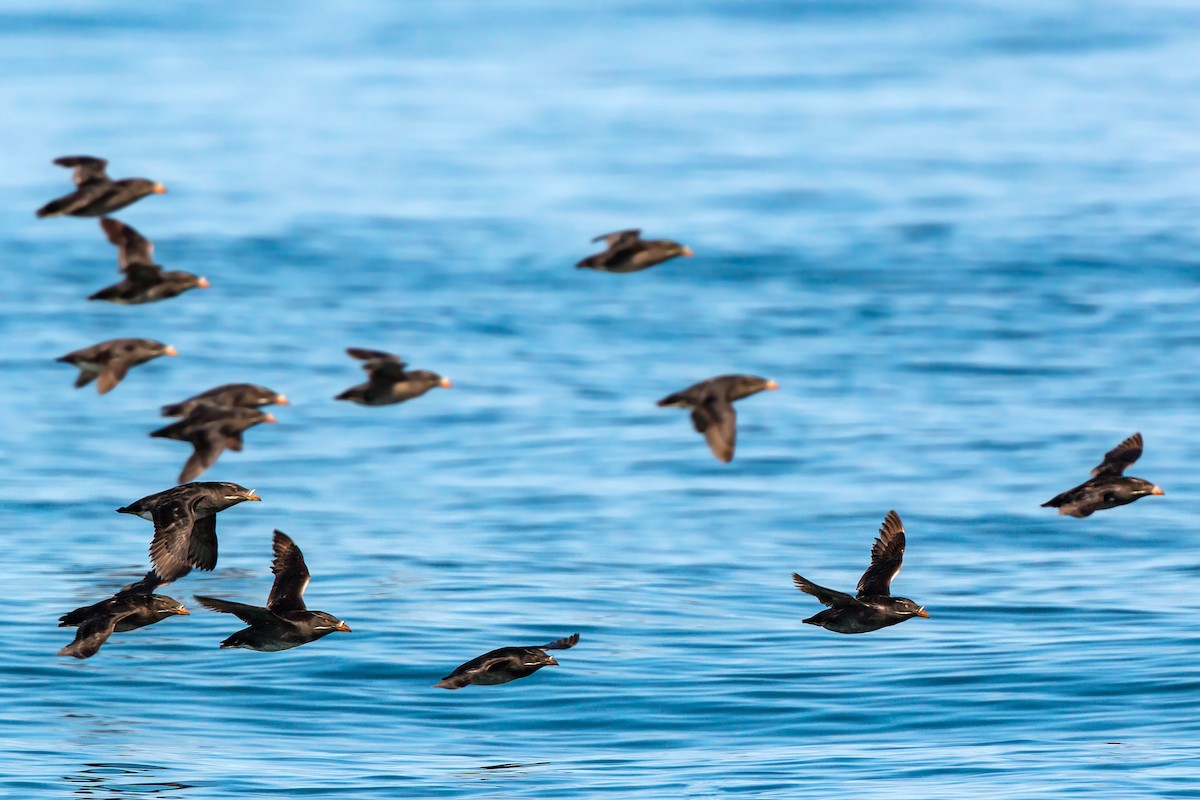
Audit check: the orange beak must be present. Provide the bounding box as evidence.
[163,345,178,356]
[1151,486,1164,496]
[915,608,930,618]
[764,379,779,390]
[263,414,277,424]
[197,277,210,288]
[546,656,560,666]
[336,621,352,632]
[681,246,694,257]
[275,395,289,405]
[175,607,190,615]
[439,377,453,388]
[153,183,168,194]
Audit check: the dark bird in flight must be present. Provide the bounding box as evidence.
[58,571,189,659]
[657,374,778,462]
[575,229,693,273]
[57,338,177,394]
[435,633,580,689]
[792,511,929,634]
[117,482,261,581]
[161,383,288,417]
[334,348,451,406]
[36,156,166,218]
[1042,432,1163,517]
[88,218,208,304]
[151,404,277,483]
[195,530,351,651]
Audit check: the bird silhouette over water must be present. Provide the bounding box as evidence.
[150,403,277,483]
[1042,432,1163,517]
[792,511,929,634]
[195,530,351,651]
[334,348,451,406]
[657,374,778,462]
[117,482,261,581]
[58,571,189,659]
[36,156,166,218]
[575,229,693,273]
[57,338,177,394]
[88,218,209,304]
[436,633,580,689]
[161,383,288,417]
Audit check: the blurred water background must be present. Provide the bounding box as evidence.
[2,0,1200,797]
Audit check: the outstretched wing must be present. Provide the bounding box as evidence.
[792,573,856,607]
[691,398,737,463]
[590,229,641,247]
[194,595,276,626]
[346,347,407,379]
[55,155,109,186]
[539,633,580,650]
[178,430,227,483]
[857,510,906,598]
[1091,432,1143,478]
[100,217,156,271]
[58,614,121,659]
[148,500,198,581]
[267,530,310,613]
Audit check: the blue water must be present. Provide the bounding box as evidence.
[3,0,1200,796]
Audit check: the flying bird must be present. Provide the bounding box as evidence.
[117,482,262,581]
[150,404,277,483]
[334,348,451,406]
[36,156,166,218]
[195,530,351,651]
[792,511,929,634]
[1042,432,1163,517]
[57,338,177,394]
[161,383,288,417]
[657,374,779,462]
[58,571,188,659]
[88,219,208,304]
[575,229,693,273]
[435,633,580,689]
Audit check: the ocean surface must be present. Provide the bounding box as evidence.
[3,0,1200,796]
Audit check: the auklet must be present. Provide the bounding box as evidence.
[161,383,289,417]
[575,229,693,273]
[58,571,188,659]
[334,348,452,406]
[657,374,779,462]
[36,156,166,218]
[1042,432,1163,517]
[194,530,351,651]
[57,338,177,394]
[435,633,580,689]
[88,218,208,304]
[117,482,261,581]
[792,510,930,634]
[150,404,277,483]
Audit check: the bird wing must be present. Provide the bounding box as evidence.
[267,530,311,613]
[539,633,580,650]
[792,573,856,608]
[58,614,121,659]
[55,155,110,186]
[96,359,131,395]
[100,218,155,271]
[436,653,514,688]
[1091,432,1143,478]
[178,430,227,483]
[148,499,206,581]
[116,570,166,596]
[691,398,737,463]
[857,510,906,597]
[590,229,642,247]
[194,595,276,626]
